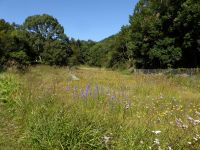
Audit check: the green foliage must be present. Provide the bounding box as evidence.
[42,40,72,65]
[174,0,200,67]
[0,19,13,31]
[25,99,107,149]
[68,39,96,66]
[108,26,132,69]
[84,0,199,69]
[1,15,73,69]
[126,0,200,68]
[22,14,72,66]
[1,0,200,69]
[0,74,18,103]
[149,38,182,68]
[87,35,117,67]
[23,14,66,41]
[0,20,30,69]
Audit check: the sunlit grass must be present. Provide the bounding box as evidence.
[0,65,200,149]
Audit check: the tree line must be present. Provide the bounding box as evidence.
[0,14,95,69]
[0,0,199,70]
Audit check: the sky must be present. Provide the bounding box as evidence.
[0,0,138,41]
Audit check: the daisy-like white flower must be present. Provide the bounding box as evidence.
[125,103,130,110]
[152,130,161,135]
[187,116,200,125]
[140,140,144,144]
[154,138,160,145]
[168,146,173,150]
[188,141,192,145]
[193,134,200,141]
[103,135,111,144]
[175,118,188,129]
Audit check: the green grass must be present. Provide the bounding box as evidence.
[0,65,200,149]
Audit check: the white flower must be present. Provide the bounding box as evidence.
[103,135,111,144]
[193,134,200,141]
[188,141,192,145]
[175,118,188,128]
[168,146,173,150]
[196,134,200,139]
[152,130,161,135]
[195,111,200,116]
[193,137,198,141]
[154,138,160,145]
[187,116,200,125]
[140,140,144,144]
[125,103,130,110]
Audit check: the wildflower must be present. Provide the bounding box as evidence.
[111,95,115,100]
[154,138,160,145]
[187,116,200,125]
[195,111,200,116]
[140,140,144,144]
[175,118,188,129]
[103,135,111,144]
[66,85,70,91]
[73,86,78,91]
[152,130,161,135]
[148,146,152,149]
[85,84,90,97]
[188,142,192,145]
[72,86,78,98]
[168,146,173,150]
[193,137,198,141]
[193,134,200,141]
[80,89,85,98]
[125,103,130,110]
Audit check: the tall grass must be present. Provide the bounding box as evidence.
[0,65,199,149]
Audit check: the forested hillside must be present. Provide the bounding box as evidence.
[0,0,199,70]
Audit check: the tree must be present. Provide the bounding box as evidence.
[149,37,182,68]
[108,26,132,69]
[129,0,163,68]
[23,14,66,41]
[174,0,200,67]
[0,21,30,69]
[42,40,72,66]
[22,14,72,65]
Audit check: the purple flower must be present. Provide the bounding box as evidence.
[74,86,78,91]
[80,89,85,98]
[85,84,90,97]
[111,95,116,100]
[72,85,78,98]
[66,85,70,91]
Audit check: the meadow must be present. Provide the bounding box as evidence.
[0,65,200,149]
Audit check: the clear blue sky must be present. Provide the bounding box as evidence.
[0,0,138,41]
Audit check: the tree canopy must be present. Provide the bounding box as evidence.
[0,1,200,70]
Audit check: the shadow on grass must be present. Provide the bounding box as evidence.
[0,67,6,73]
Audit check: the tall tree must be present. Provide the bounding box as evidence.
[22,14,72,65]
[23,14,66,41]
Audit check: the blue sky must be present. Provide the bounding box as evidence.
[0,0,138,41]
